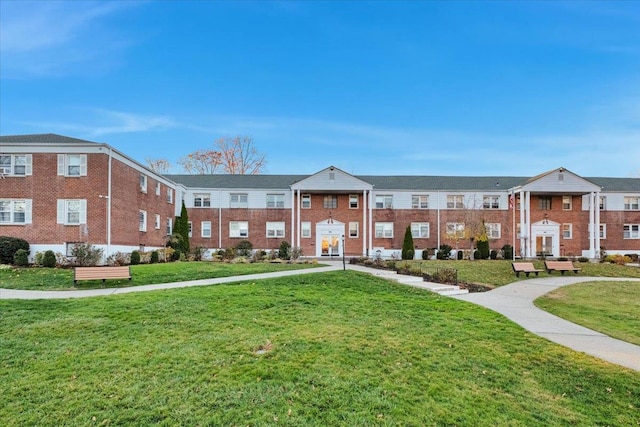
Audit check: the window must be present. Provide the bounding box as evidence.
[538,196,552,210]
[482,196,499,210]
[301,222,311,238]
[230,221,249,238]
[562,196,572,210]
[375,195,393,209]
[375,222,393,238]
[301,194,311,209]
[267,194,285,208]
[349,194,359,209]
[202,221,212,238]
[57,154,87,176]
[155,214,161,229]
[155,182,161,196]
[57,200,87,225]
[447,195,464,209]
[599,196,606,210]
[266,221,285,238]
[623,224,639,239]
[349,221,359,238]
[486,223,501,239]
[166,218,172,235]
[0,199,30,224]
[139,210,147,231]
[446,222,465,237]
[194,193,211,207]
[411,222,429,238]
[0,154,31,176]
[323,195,337,209]
[230,193,248,208]
[167,188,173,204]
[591,224,606,239]
[139,174,147,193]
[562,224,572,239]
[188,221,193,238]
[412,195,428,209]
[624,197,639,210]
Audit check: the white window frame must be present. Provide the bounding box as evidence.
[230,193,248,208]
[194,193,211,207]
[599,196,606,210]
[155,182,161,196]
[188,221,193,238]
[349,194,359,209]
[57,154,87,177]
[599,224,606,239]
[486,223,501,239]
[0,154,32,176]
[57,199,87,225]
[349,221,359,238]
[139,210,147,232]
[323,195,337,209]
[411,222,429,238]
[562,223,572,239]
[230,221,249,238]
[412,195,428,209]
[301,194,311,209]
[155,214,161,229]
[0,199,31,224]
[139,174,147,193]
[623,224,639,239]
[375,195,393,209]
[375,222,394,238]
[266,194,285,208]
[167,188,173,204]
[202,221,212,238]
[562,196,572,211]
[301,221,311,238]
[624,197,639,210]
[482,196,499,210]
[266,221,285,238]
[447,195,464,209]
[166,218,172,236]
[446,222,465,237]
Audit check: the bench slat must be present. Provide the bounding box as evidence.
[74,266,132,283]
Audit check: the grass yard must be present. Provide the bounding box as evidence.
[0,261,322,291]
[396,259,640,287]
[2,271,639,426]
[535,280,640,346]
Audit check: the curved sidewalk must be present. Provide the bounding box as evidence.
[451,276,640,372]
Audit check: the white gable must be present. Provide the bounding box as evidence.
[522,168,601,194]
[291,166,372,191]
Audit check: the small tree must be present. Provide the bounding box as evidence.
[437,244,452,260]
[43,250,57,268]
[69,243,104,266]
[171,201,190,256]
[13,249,29,266]
[130,250,141,265]
[150,250,159,263]
[401,226,415,260]
[476,222,490,260]
[278,241,291,260]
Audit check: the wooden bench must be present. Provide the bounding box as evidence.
[74,266,132,284]
[544,260,581,275]
[512,262,543,277]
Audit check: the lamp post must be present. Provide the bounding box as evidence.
[341,234,346,271]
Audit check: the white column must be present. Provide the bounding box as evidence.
[362,190,367,256]
[368,190,373,256]
[595,191,601,259]
[519,190,525,258]
[588,192,595,258]
[291,188,297,248]
[526,191,531,258]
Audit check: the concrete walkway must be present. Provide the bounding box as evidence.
[451,276,640,372]
[2,262,639,371]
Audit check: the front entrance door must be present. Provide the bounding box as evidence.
[321,234,340,257]
[531,220,560,257]
[536,236,553,257]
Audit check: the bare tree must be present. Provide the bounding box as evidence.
[216,136,266,174]
[178,136,267,175]
[145,158,172,174]
[178,149,222,174]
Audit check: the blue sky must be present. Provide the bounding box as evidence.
[1,1,639,178]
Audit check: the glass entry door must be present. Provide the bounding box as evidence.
[321,235,340,257]
[536,236,553,257]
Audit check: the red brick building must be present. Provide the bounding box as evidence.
[1,134,639,261]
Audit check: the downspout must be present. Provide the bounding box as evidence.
[107,147,112,259]
[218,189,222,249]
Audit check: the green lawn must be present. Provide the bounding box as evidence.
[0,261,322,290]
[2,271,639,426]
[535,280,640,346]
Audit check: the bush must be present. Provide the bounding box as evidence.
[437,244,452,260]
[13,249,29,266]
[490,250,498,260]
[577,257,589,263]
[290,246,303,261]
[69,243,104,266]
[476,240,490,260]
[502,244,514,260]
[130,250,141,265]
[278,241,291,260]
[0,236,30,265]
[106,252,130,266]
[42,250,57,268]
[422,248,433,260]
[401,226,415,260]
[236,240,253,257]
[150,250,159,264]
[604,254,632,265]
[471,250,477,260]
